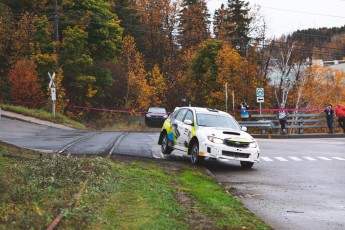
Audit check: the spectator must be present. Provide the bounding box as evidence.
[335,102,345,133]
[324,104,334,133]
[278,103,288,134]
[239,101,250,121]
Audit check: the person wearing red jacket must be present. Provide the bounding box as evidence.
[334,102,345,133]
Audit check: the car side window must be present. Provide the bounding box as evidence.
[184,110,194,122]
[175,109,187,121]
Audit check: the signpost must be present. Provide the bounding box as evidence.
[48,72,56,118]
[256,88,264,115]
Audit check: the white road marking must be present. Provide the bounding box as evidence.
[275,157,288,161]
[257,139,345,145]
[303,157,317,161]
[317,157,332,161]
[261,157,273,161]
[289,157,302,161]
[332,157,345,161]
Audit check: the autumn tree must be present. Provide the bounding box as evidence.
[8,60,44,107]
[0,5,15,99]
[120,36,152,111]
[31,15,58,95]
[214,0,252,56]
[213,4,227,39]
[11,12,36,65]
[60,26,94,106]
[59,0,123,108]
[130,0,172,69]
[318,34,345,60]
[147,64,166,106]
[185,41,221,107]
[299,66,345,108]
[212,43,262,112]
[178,0,210,50]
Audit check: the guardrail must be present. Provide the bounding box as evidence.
[239,113,339,134]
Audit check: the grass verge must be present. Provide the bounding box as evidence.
[0,144,271,229]
[0,104,86,130]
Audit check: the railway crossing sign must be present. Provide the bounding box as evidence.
[48,72,56,88]
[48,72,56,117]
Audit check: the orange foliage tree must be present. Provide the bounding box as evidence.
[120,36,153,111]
[147,64,166,106]
[211,43,263,113]
[299,66,345,108]
[9,60,44,107]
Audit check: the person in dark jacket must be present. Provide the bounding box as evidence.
[324,104,334,133]
[278,103,288,134]
[239,101,250,121]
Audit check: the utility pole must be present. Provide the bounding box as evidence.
[53,0,59,57]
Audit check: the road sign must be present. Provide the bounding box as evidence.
[256,88,264,97]
[48,72,56,88]
[257,96,264,103]
[51,87,56,101]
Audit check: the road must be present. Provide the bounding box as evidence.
[207,138,345,230]
[0,117,344,229]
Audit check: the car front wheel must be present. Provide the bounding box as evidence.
[240,161,254,168]
[190,142,204,165]
[161,133,173,155]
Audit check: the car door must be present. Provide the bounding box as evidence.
[171,109,187,149]
[178,109,194,149]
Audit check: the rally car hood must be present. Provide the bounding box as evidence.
[198,126,255,142]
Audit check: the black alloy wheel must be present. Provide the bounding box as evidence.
[161,133,173,155]
[190,142,204,165]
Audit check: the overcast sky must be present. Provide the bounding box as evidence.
[207,0,345,38]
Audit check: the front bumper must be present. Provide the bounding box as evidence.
[199,140,260,162]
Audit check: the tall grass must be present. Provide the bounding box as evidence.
[0,144,271,229]
[1,104,86,129]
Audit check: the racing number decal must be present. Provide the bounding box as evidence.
[184,128,189,135]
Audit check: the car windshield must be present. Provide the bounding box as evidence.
[148,107,166,114]
[196,113,241,130]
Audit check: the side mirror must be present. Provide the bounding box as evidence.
[241,126,248,132]
[184,119,193,126]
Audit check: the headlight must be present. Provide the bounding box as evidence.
[163,115,168,118]
[146,114,151,117]
[207,136,224,144]
[249,141,258,148]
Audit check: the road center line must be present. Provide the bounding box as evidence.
[289,157,302,161]
[317,157,332,161]
[275,157,288,161]
[260,157,273,161]
[303,157,317,161]
[332,157,345,161]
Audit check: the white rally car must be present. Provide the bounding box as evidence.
[158,107,260,168]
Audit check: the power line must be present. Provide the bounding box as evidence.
[262,6,345,19]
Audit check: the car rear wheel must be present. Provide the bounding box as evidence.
[161,133,173,155]
[240,161,254,168]
[190,142,204,165]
